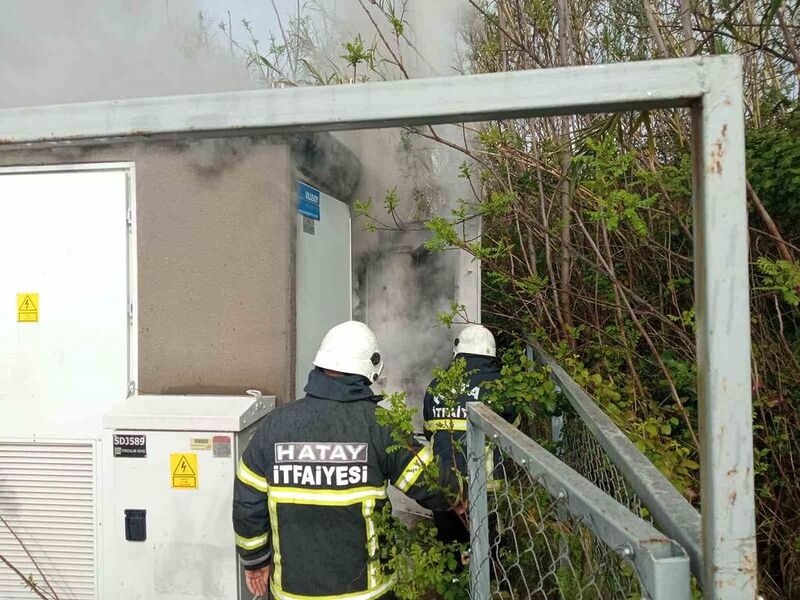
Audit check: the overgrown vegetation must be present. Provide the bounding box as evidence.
[374,383,467,599]
[374,349,560,599]
[229,1,800,596]
[374,502,468,600]
[373,360,476,599]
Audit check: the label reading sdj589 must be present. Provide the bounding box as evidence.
[113,433,147,458]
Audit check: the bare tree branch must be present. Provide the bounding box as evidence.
[777,0,800,87]
[642,0,670,57]
[679,0,698,55]
[0,514,58,599]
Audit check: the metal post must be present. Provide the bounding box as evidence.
[692,54,757,597]
[527,343,564,450]
[467,405,490,599]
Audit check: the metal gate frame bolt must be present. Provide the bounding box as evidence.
[619,544,634,559]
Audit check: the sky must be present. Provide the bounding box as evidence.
[196,0,297,50]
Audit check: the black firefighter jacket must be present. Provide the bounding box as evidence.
[233,368,454,600]
[423,353,513,484]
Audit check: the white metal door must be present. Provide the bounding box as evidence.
[295,187,352,398]
[0,165,134,439]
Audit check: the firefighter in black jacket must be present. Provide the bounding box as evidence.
[423,324,511,547]
[233,321,458,599]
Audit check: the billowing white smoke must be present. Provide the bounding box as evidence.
[333,2,480,426]
[0,0,255,108]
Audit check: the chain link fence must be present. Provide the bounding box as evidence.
[480,444,645,599]
[557,408,645,518]
[467,402,691,600]
[526,344,704,585]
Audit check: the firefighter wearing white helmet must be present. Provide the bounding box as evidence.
[453,323,497,358]
[424,323,513,554]
[313,320,384,382]
[234,321,457,600]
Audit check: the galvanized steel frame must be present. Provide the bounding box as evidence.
[467,402,691,599]
[528,341,704,583]
[0,54,755,598]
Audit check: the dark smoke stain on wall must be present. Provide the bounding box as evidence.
[353,227,459,428]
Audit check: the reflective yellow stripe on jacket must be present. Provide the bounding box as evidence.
[424,418,468,432]
[237,458,269,492]
[362,499,380,589]
[235,532,269,551]
[268,485,387,506]
[393,445,433,492]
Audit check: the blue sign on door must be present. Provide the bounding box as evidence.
[297,182,321,220]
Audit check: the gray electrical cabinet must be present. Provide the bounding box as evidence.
[101,393,273,600]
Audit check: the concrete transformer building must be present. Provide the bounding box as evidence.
[0,132,479,599]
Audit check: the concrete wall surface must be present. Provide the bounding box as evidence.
[0,138,294,402]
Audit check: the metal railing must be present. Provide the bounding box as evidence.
[467,402,691,599]
[527,342,704,586]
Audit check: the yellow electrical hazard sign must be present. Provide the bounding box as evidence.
[17,293,39,323]
[170,453,198,489]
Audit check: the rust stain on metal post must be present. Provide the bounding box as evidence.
[743,550,758,584]
[640,537,671,545]
[708,124,729,175]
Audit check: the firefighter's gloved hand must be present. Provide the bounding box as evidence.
[245,565,270,597]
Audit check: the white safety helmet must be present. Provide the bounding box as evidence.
[313,321,384,382]
[454,324,496,358]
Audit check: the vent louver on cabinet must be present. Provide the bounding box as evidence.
[0,441,95,600]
